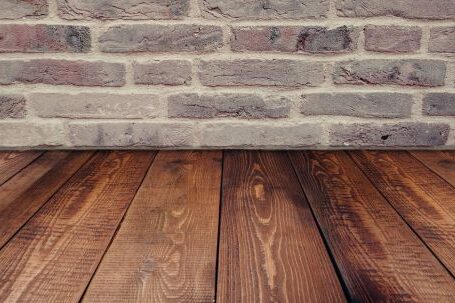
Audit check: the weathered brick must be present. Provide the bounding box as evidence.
[99,25,223,53]
[364,25,421,53]
[201,0,329,19]
[423,93,455,116]
[336,0,455,20]
[68,122,195,147]
[231,26,358,53]
[329,123,449,147]
[134,61,191,85]
[199,123,322,148]
[168,93,290,119]
[0,122,64,147]
[29,93,161,119]
[301,93,413,118]
[58,0,189,20]
[0,0,47,19]
[429,27,455,53]
[0,25,90,53]
[0,60,125,87]
[199,60,324,87]
[0,95,26,118]
[334,60,446,87]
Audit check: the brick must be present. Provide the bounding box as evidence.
[134,61,191,85]
[57,0,189,20]
[0,25,90,53]
[199,123,322,148]
[0,60,125,87]
[0,122,64,147]
[199,60,324,87]
[201,0,329,19]
[29,93,161,119]
[168,93,290,119]
[301,93,413,118]
[336,0,455,20]
[68,122,195,147]
[334,60,446,87]
[364,25,421,53]
[231,26,358,53]
[99,25,223,53]
[0,95,26,118]
[423,93,455,116]
[429,27,455,53]
[329,123,449,147]
[0,0,47,19]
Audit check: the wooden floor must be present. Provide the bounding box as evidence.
[0,151,454,303]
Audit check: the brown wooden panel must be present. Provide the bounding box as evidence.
[350,151,455,276]
[0,151,93,248]
[289,151,455,302]
[83,151,222,303]
[410,151,455,188]
[0,151,156,303]
[0,151,42,185]
[218,151,346,303]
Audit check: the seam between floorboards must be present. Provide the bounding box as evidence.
[287,151,352,302]
[346,151,455,281]
[0,151,44,187]
[214,150,225,303]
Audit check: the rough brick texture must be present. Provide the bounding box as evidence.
[0,0,454,149]
[0,25,90,53]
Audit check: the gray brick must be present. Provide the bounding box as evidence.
[0,122,64,147]
[364,25,421,53]
[423,93,455,116]
[68,122,195,147]
[0,0,47,19]
[99,25,223,53]
[168,93,290,119]
[429,27,455,53]
[199,123,322,148]
[301,93,413,118]
[0,95,26,119]
[329,123,449,147]
[29,93,161,119]
[334,60,446,87]
[134,61,192,85]
[57,0,190,20]
[201,0,329,19]
[199,59,324,87]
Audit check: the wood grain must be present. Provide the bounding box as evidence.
[83,151,222,303]
[350,151,455,276]
[218,151,346,303]
[410,151,455,188]
[0,151,156,303]
[0,151,42,185]
[0,151,93,248]
[289,151,455,302]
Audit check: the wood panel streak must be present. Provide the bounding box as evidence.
[0,151,155,303]
[410,151,455,188]
[289,151,455,302]
[83,151,222,303]
[0,151,42,185]
[218,151,346,303]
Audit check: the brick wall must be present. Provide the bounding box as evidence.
[0,0,454,149]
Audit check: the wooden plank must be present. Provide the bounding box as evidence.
[0,151,156,303]
[218,151,346,303]
[0,151,93,249]
[0,151,42,185]
[289,151,455,302]
[350,151,455,276]
[410,151,455,188]
[83,151,223,303]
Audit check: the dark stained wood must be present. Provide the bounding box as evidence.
[0,151,93,248]
[0,151,42,185]
[83,151,223,303]
[350,151,455,276]
[410,151,455,188]
[0,151,156,303]
[218,151,346,303]
[289,151,455,302]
